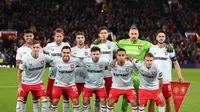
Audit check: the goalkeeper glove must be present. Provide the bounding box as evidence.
[166,43,174,53]
[92,38,101,45]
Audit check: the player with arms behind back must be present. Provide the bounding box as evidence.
[16,30,40,112]
[132,52,165,112]
[43,28,70,111]
[91,26,118,112]
[49,46,81,112]
[148,31,184,112]
[71,31,90,96]
[16,40,52,112]
[107,48,137,112]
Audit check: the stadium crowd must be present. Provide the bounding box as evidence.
[0,0,200,64]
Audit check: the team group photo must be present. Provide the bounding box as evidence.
[0,0,199,112]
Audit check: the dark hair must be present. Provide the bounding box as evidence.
[156,30,166,36]
[24,29,33,34]
[61,46,71,52]
[76,31,85,37]
[98,26,108,34]
[54,28,64,35]
[116,48,126,54]
[144,52,154,58]
[91,46,101,52]
[32,40,41,45]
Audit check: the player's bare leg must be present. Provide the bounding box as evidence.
[16,97,25,112]
[107,100,115,112]
[165,97,172,112]
[83,97,90,112]
[129,99,137,112]
[138,99,146,112]
[40,96,48,112]
[148,99,155,112]
[71,98,80,112]
[100,98,107,112]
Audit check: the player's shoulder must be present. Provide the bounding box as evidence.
[62,42,70,47]
[117,39,130,44]
[71,46,78,50]
[149,45,158,50]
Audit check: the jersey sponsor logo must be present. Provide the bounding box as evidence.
[113,73,129,76]
[126,68,129,72]
[71,64,74,69]
[87,69,103,73]
[99,64,103,68]
[85,52,88,56]
[51,53,61,57]
[154,57,168,60]
[141,74,156,78]
[107,45,111,49]
[28,66,44,71]
[165,52,168,56]
[101,51,111,54]
[138,46,142,50]
[87,65,91,67]
[58,70,73,73]
[41,60,44,65]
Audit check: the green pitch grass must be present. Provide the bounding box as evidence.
[0,68,199,112]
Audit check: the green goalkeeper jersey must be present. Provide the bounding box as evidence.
[117,39,152,60]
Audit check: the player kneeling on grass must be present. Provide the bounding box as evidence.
[16,40,52,112]
[132,52,165,112]
[107,48,137,112]
[49,46,81,112]
[81,46,108,112]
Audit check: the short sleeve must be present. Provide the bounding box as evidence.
[169,50,177,62]
[43,44,50,55]
[132,59,142,68]
[16,49,22,60]
[19,58,26,70]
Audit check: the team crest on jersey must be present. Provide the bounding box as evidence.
[85,52,88,56]
[126,68,129,72]
[138,46,142,50]
[151,71,156,76]
[41,60,44,65]
[99,64,103,68]
[107,45,111,49]
[165,52,168,56]
[71,64,74,69]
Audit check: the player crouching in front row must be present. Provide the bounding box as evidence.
[132,52,165,112]
[16,40,53,112]
[107,48,137,112]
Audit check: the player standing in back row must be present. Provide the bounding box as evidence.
[43,28,70,111]
[116,25,152,112]
[16,40,52,112]
[16,30,40,112]
[71,31,90,96]
[91,26,118,112]
[148,31,184,112]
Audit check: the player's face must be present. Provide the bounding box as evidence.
[116,51,126,62]
[76,35,85,45]
[156,32,166,44]
[31,43,41,55]
[99,29,108,41]
[24,33,34,44]
[144,57,154,68]
[62,49,71,61]
[91,51,101,62]
[54,33,64,45]
[129,29,139,42]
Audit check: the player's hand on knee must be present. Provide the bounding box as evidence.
[158,92,164,101]
[17,87,24,93]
